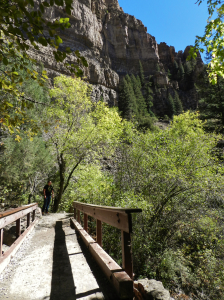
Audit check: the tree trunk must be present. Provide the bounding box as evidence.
[28,194,32,204]
[53,154,65,212]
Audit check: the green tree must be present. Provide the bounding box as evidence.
[47,75,123,211]
[177,62,185,80]
[0,0,87,134]
[198,67,224,132]
[0,134,53,204]
[192,0,224,82]
[167,93,175,118]
[173,91,183,115]
[145,86,154,116]
[119,77,138,120]
[130,74,148,117]
[112,112,224,298]
[139,61,145,86]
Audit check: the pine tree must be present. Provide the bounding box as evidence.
[173,91,183,115]
[167,94,176,118]
[130,74,147,117]
[119,77,138,120]
[177,62,185,80]
[139,61,145,86]
[198,69,224,132]
[145,86,154,116]
[136,75,142,89]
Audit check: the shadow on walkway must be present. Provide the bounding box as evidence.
[76,231,119,300]
[50,219,118,300]
[50,221,76,300]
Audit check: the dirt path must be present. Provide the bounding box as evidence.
[0,213,118,300]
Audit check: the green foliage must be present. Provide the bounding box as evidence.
[177,62,185,80]
[59,164,114,211]
[173,91,183,115]
[0,134,53,204]
[119,77,138,120]
[198,67,224,132]
[193,0,224,82]
[167,93,175,118]
[139,61,145,86]
[145,86,154,116]
[130,74,148,117]
[109,112,224,298]
[47,75,123,211]
[0,0,87,134]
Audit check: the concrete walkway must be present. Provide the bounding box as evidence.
[0,214,118,300]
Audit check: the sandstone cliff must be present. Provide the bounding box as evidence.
[31,0,203,115]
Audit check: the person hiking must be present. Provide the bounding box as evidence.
[42,180,54,215]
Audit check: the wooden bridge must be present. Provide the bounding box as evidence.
[0,202,142,300]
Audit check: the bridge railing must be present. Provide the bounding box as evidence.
[0,203,38,273]
[71,201,142,300]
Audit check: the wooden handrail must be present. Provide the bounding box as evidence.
[0,203,38,261]
[0,203,37,218]
[72,201,142,299]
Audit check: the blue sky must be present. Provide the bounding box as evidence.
[118,0,209,57]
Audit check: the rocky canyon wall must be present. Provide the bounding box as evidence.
[30,0,204,114]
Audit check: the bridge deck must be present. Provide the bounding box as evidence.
[0,213,118,300]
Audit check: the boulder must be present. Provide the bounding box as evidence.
[134,279,170,300]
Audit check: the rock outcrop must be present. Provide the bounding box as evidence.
[134,279,171,300]
[31,0,203,113]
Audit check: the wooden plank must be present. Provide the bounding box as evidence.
[0,203,37,218]
[121,231,133,279]
[73,201,142,214]
[112,271,133,300]
[79,229,96,247]
[70,218,133,299]
[16,218,21,238]
[70,218,95,247]
[74,208,76,220]
[96,219,102,247]
[0,229,3,257]
[0,205,37,229]
[27,213,31,228]
[84,213,88,231]
[73,203,130,233]
[0,219,38,275]
[89,243,133,299]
